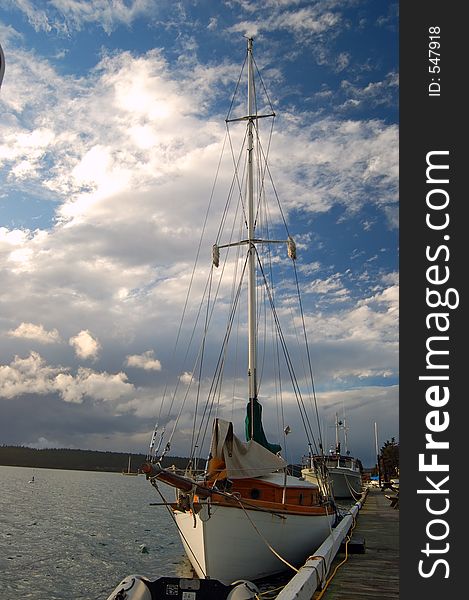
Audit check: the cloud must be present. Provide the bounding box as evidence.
[7,0,157,35]
[228,3,342,39]
[0,45,398,398]
[55,367,133,403]
[304,280,398,344]
[0,7,398,464]
[125,350,162,371]
[179,372,193,385]
[307,273,350,302]
[272,116,398,222]
[26,436,63,449]
[8,322,61,344]
[0,350,134,404]
[69,330,101,360]
[0,351,64,399]
[340,72,399,109]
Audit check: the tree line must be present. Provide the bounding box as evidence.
[0,445,189,473]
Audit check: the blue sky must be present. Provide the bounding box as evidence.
[0,1,398,467]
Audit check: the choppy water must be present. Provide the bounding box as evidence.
[0,466,193,599]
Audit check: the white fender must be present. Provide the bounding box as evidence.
[227,580,259,600]
[106,575,153,600]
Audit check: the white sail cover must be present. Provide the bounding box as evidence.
[210,418,287,479]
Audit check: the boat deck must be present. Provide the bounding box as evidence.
[313,486,399,599]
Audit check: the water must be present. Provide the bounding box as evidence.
[0,466,193,599]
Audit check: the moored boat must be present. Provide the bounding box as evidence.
[302,413,363,499]
[143,37,338,584]
[122,454,139,475]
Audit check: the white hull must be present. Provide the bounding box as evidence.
[174,502,335,584]
[302,467,362,498]
[329,468,362,497]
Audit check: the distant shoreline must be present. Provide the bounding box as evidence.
[0,445,188,473]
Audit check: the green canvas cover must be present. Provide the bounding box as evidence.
[245,398,281,455]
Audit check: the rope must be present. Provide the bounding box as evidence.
[234,497,299,574]
[313,512,358,600]
[149,478,207,578]
[301,554,328,591]
[256,585,286,599]
[344,473,363,502]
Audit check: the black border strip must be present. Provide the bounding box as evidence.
[400,3,464,597]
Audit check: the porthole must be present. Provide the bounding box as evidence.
[250,488,261,499]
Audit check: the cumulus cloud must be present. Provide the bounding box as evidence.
[0,351,65,399]
[8,322,61,344]
[179,372,193,385]
[307,273,350,302]
[0,350,134,404]
[55,368,133,403]
[0,3,398,461]
[272,116,398,222]
[125,350,162,371]
[69,330,101,360]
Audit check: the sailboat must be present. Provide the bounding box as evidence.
[142,38,337,585]
[122,455,138,476]
[302,413,363,499]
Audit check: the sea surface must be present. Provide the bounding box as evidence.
[0,465,193,599]
[1,465,357,599]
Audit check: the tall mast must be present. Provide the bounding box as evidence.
[247,37,257,434]
[219,38,275,439]
[335,413,340,454]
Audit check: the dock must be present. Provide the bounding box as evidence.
[313,486,399,599]
[276,486,399,599]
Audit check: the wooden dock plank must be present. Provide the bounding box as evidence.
[313,487,399,599]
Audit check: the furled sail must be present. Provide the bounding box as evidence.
[209,418,286,479]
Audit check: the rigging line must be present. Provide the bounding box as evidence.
[292,258,324,454]
[256,251,320,454]
[149,130,229,450]
[252,53,276,114]
[161,264,216,452]
[256,278,267,392]
[150,480,207,578]
[216,123,248,244]
[227,218,245,427]
[187,204,244,457]
[214,214,244,434]
[234,498,299,574]
[189,267,214,465]
[225,49,248,122]
[213,222,246,420]
[165,251,235,455]
[257,216,285,449]
[251,115,275,230]
[257,251,312,445]
[255,132,290,235]
[263,232,288,454]
[166,171,246,455]
[192,255,249,454]
[164,262,229,457]
[263,215,289,456]
[196,257,247,446]
[283,292,319,448]
[225,122,249,232]
[192,189,245,461]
